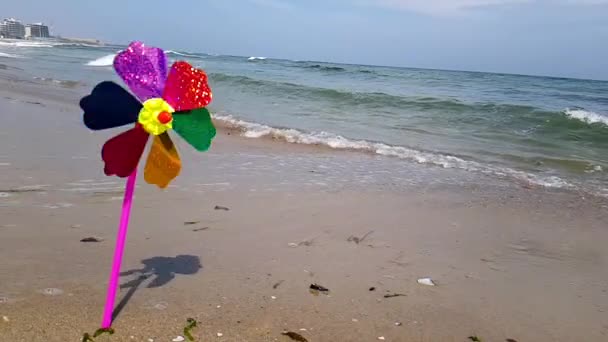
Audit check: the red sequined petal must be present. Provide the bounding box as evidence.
[162,61,212,111]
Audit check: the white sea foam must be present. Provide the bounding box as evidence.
[166,50,200,58]
[564,108,608,126]
[0,40,56,48]
[0,52,22,58]
[213,114,575,190]
[86,54,115,66]
[248,56,267,61]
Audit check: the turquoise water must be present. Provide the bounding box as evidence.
[1,41,607,196]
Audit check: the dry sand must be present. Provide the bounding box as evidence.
[1,79,608,341]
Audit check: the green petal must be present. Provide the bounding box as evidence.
[172,108,216,151]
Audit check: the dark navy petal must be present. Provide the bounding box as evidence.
[81,81,142,130]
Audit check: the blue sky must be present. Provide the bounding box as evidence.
[4,0,608,80]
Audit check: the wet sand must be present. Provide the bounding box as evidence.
[1,79,608,341]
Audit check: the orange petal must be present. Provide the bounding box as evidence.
[144,133,181,188]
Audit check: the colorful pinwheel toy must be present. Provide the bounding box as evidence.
[79,41,216,329]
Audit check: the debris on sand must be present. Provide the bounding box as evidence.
[0,188,46,194]
[506,339,518,342]
[309,283,330,295]
[281,331,308,342]
[273,280,284,289]
[378,337,386,340]
[80,237,103,243]
[288,237,317,248]
[417,278,435,286]
[192,227,209,232]
[347,231,374,244]
[383,293,406,298]
[214,205,230,211]
[172,336,185,342]
[82,328,114,342]
[183,318,198,341]
[298,237,316,247]
[394,322,402,326]
[468,336,481,342]
[184,221,200,225]
[369,287,376,291]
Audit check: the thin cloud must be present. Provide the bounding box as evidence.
[370,0,529,14]
[366,0,608,14]
[248,0,294,10]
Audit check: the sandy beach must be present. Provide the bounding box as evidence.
[1,77,608,342]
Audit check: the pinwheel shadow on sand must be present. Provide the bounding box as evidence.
[111,255,202,320]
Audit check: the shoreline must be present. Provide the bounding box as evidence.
[0,74,605,200]
[1,73,608,341]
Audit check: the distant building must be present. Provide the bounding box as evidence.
[0,18,26,39]
[25,23,50,39]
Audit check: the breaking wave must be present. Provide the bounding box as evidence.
[0,52,22,58]
[166,50,201,58]
[0,41,54,48]
[86,54,115,66]
[213,114,576,190]
[564,108,608,126]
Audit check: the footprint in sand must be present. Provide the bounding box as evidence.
[41,288,64,296]
[144,301,168,310]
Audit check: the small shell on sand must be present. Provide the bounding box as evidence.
[2,316,8,322]
[153,302,168,310]
[172,336,185,342]
[417,278,435,286]
[41,288,63,296]
[217,332,224,337]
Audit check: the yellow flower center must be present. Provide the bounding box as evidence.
[138,98,174,135]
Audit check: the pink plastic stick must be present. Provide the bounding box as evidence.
[101,170,137,328]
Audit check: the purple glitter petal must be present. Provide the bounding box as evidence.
[113,41,167,102]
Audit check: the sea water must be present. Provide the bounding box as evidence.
[1,40,606,197]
